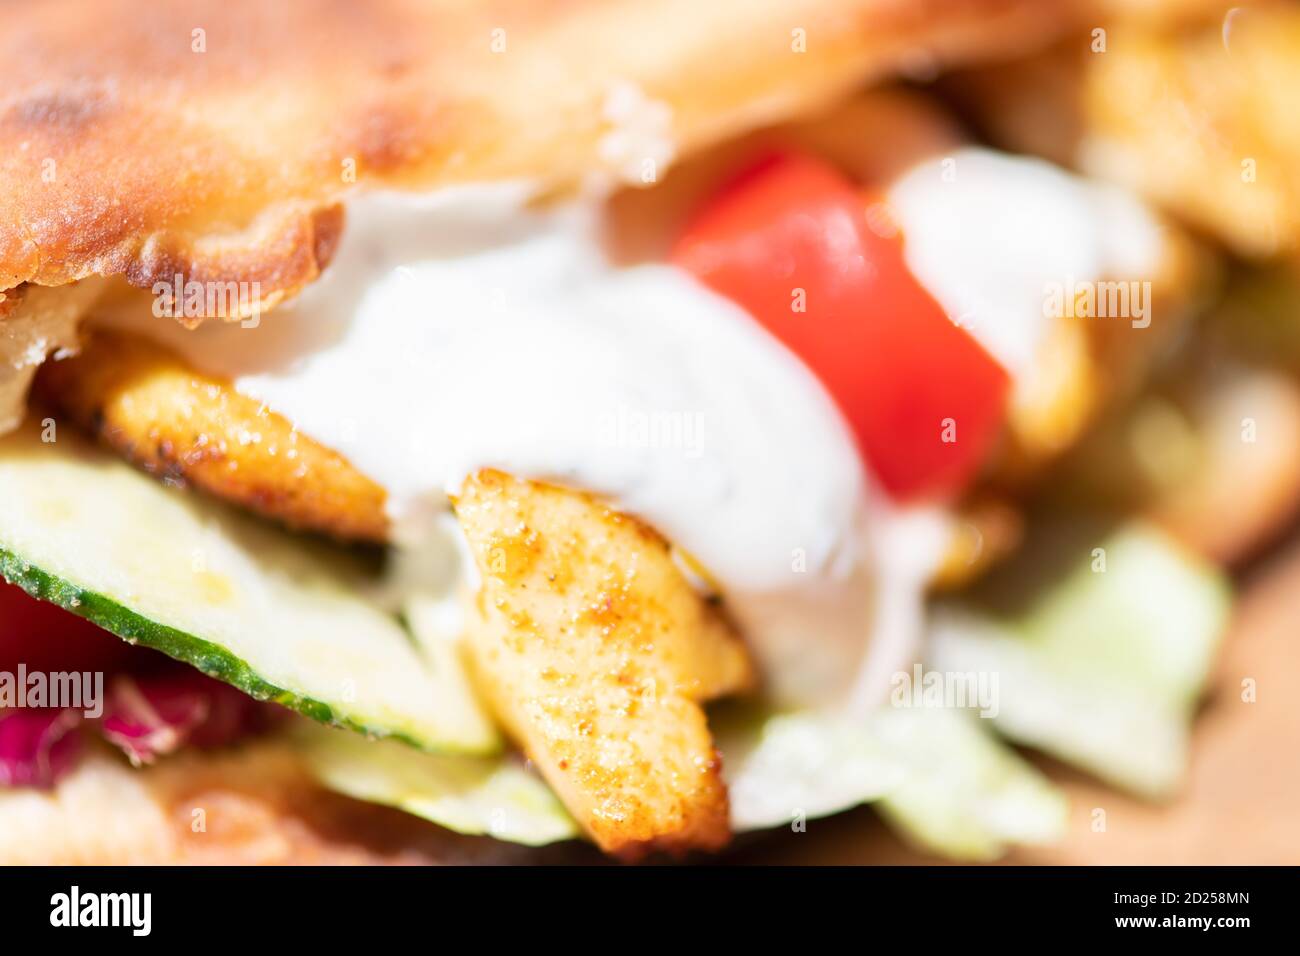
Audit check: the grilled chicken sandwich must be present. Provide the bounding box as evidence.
[0,0,1250,862]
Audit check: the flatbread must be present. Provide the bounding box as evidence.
[0,0,1077,313]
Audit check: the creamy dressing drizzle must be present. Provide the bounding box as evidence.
[99,185,913,708]
[887,147,1163,375]
[94,147,1162,712]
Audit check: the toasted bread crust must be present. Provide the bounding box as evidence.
[0,0,1078,311]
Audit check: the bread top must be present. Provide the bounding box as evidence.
[0,0,1072,316]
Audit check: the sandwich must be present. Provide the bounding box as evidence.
[0,0,1248,863]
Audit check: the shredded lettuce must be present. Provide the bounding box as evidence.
[715,705,901,830]
[870,706,1066,860]
[717,703,1065,861]
[928,522,1229,799]
[295,698,1064,859]
[294,518,1224,856]
[294,723,578,846]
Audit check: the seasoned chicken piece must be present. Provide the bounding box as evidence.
[951,4,1300,263]
[453,469,755,858]
[36,331,388,543]
[1081,5,1300,261]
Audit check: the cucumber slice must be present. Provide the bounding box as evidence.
[294,723,578,846]
[0,420,499,754]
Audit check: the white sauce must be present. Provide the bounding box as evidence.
[94,147,1163,712]
[887,147,1164,376]
[99,185,906,708]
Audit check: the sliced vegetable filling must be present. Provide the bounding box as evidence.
[0,419,499,755]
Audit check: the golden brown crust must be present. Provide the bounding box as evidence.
[454,469,754,859]
[0,0,1081,310]
[35,330,389,542]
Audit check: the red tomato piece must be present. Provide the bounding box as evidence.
[672,151,1010,500]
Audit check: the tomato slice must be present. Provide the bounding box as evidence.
[0,579,135,675]
[672,152,1010,501]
